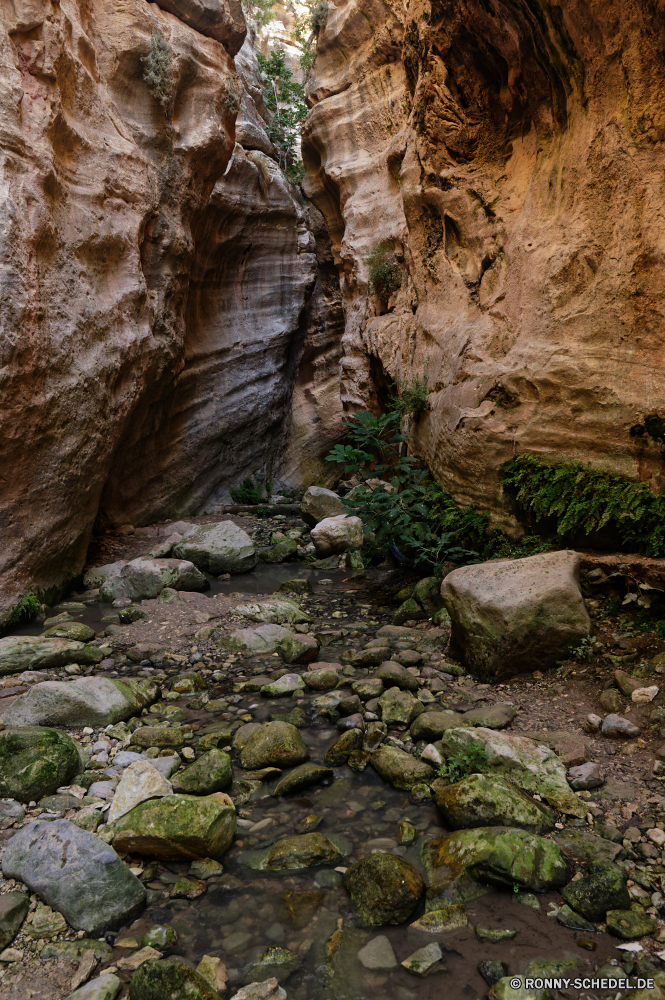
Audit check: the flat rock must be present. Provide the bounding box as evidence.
[442,550,590,680]
[173,521,257,574]
[461,704,517,729]
[401,942,444,976]
[233,600,310,625]
[125,957,219,999]
[244,832,342,871]
[0,636,103,676]
[261,673,306,696]
[2,819,145,935]
[3,677,159,728]
[130,727,189,749]
[410,904,468,932]
[273,763,333,796]
[606,908,657,940]
[113,792,236,861]
[65,973,122,1000]
[357,935,397,969]
[218,624,292,654]
[107,760,173,824]
[433,774,555,833]
[42,622,96,642]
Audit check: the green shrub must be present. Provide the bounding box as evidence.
[502,452,665,556]
[437,745,488,783]
[309,0,329,32]
[241,0,277,30]
[394,374,430,418]
[7,591,40,626]
[143,31,174,109]
[368,242,402,298]
[230,478,263,505]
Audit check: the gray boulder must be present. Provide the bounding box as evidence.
[2,819,146,934]
[3,677,159,728]
[0,636,104,676]
[311,515,363,555]
[173,521,257,574]
[82,562,125,589]
[0,727,84,802]
[217,624,291,653]
[233,600,311,625]
[301,486,344,527]
[441,550,590,680]
[100,557,207,601]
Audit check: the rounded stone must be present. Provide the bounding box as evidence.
[344,852,425,926]
[239,722,309,770]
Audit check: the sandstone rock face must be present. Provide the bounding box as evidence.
[442,551,590,679]
[302,0,665,527]
[155,0,246,52]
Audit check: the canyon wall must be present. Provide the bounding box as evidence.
[302,0,665,531]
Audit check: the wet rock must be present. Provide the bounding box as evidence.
[561,861,631,922]
[414,577,445,616]
[279,579,313,596]
[131,727,189,750]
[393,598,428,625]
[257,539,298,563]
[273,763,333,796]
[3,676,158,728]
[352,678,384,700]
[433,774,555,833]
[304,668,339,691]
[422,827,570,893]
[0,727,84,802]
[239,722,309,770]
[100,557,207,601]
[375,661,420,691]
[599,689,623,713]
[276,633,319,664]
[238,944,301,986]
[42,622,96,642]
[337,694,363,717]
[606,909,657,939]
[370,745,434,789]
[410,904,468,932]
[218,625,292,654]
[189,858,224,879]
[325,729,363,765]
[568,762,605,791]
[113,792,236,861]
[437,727,586,817]
[245,832,342,870]
[301,486,344,526]
[410,711,465,741]
[141,925,178,951]
[378,687,424,727]
[128,958,220,1000]
[107,761,173,824]
[489,976,550,1000]
[351,648,390,668]
[461,704,518,729]
[0,893,29,950]
[229,979,286,1000]
[0,636,104,675]
[311,515,363,555]
[601,714,641,738]
[233,600,310,625]
[67,974,122,1000]
[399,818,417,845]
[270,707,307,728]
[171,750,232,796]
[478,961,510,986]
[173,522,257,574]
[118,605,149,624]
[345,853,425,925]
[2,818,145,934]
[476,926,517,942]
[556,904,595,931]
[357,935,397,969]
[442,550,590,679]
[260,673,306,696]
[401,942,445,976]
[553,828,623,865]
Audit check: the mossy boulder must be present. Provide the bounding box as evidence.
[325,729,363,765]
[273,763,333,796]
[561,860,630,921]
[370,745,434,789]
[239,722,309,770]
[113,793,236,861]
[345,853,425,926]
[433,774,555,834]
[0,727,84,802]
[606,909,657,940]
[414,577,445,616]
[277,633,319,664]
[378,687,424,727]
[42,622,96,642]
[244,832,343,871]
[171,751,232,795]
[0,636,104,675]
[129,958,220,1000]
[393,599,427,625]
[421,827,570,893]
[410,712,466,741]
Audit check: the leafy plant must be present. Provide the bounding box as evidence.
[230,478,263,505]
[241,0,277,31]
[656,621,665,641]
[368,242,402,298]
[7,591,40,626]
[143,31,174,109]
[309,0,329,32]
[571,635,603,662]
[257,49,308,180]
[394,373,430,418]
[502,453,665,557]
[437,745,489,783]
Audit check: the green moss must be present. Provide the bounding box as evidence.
[7,591,40,626]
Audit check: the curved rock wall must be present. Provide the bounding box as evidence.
[302,0,665,529]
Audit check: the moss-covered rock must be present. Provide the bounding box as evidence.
[171,750,232,795]
[606,909,657,940]
[414,577,445,616]
[239,722,309,770]
[244,832,343,871]
[345,853,425,926]
[393,599,427,625]
[378,687,424,727]
[42,622,96,642]
[113,793,236,861]
[421,826,570,893]
[325,729,363,765]
[369,745,434,789]
[561,860,630,921]
[277,633,319,664]
[129,958,221,1000]
[0,727,83,802]
[410,712,466,741]
[374,662,420,691]
[273,763,333,796]
[434,774,555,834]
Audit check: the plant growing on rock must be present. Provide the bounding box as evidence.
[393,373,430,418]
[368,241,402,298]
[436,745,489,784]
[257,49,308,182]
[229,477,263,505]
[7,590,40,625]
[142,31,174,110]
[241,0,277,31]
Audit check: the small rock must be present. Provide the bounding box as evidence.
[568,762,605,791]
[585,714,602,732]
[127,957,220,999]
[410,905,468,932]
[400,942,445,976]
[276,634,319,665]
[273,763,333,796]
[556,904,596,931]
[229,978,286,1000]
[476,926,518,943]
[357,935,398,969]
[141,925,178,951]
[244,832,342,871]
[260,672,306,696]
[171,750,232,796]
[69,949,98,991]
[113,792,236,861]
[239,722,309,770]
[345,853,424,925]
[171,877,207,899]
[310,515,363,555]
[599,689,624,713]
[188,858,224,879]
[632,685,659,704]
[107,760,172,824]
[421,743,442,767]
[605,908,657,939]
[601,714,641,738]
[0,727,84,802]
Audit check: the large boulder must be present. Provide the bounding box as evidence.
[0,727,84,802]
[3,677,159,728]
[173,522,257,574]
[217,624,291,654]
[441,550,590,679]
[422,827,570,893]
[0,636,104,676]
[100,557,207,601]
[345,854,425,926]
[107,760,173,824]
[437,727,586,818]
[2,819,146,934]
[233,600,311,625]
[433,774,555,833]
[310,515,363,555]
[301,486,344,526]
[239,722,309,770]
[113,792,236,861]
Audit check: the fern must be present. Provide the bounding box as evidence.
[502,453,665,556]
